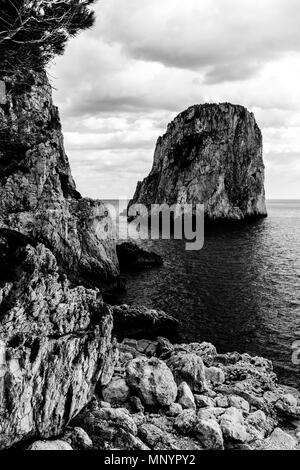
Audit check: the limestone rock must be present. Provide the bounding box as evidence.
[112,305,179,339]
[126,357,177,407]
[102,378,130,406]
[195,418,224,450]
[205,366,225,386]
[220,407,248,443]
[253,428,298,451]
[130,103,267,221]
[194,395,215,408]
[177,382,196,410]
[166,353,207,393]
[62,427,93,450]
[0,71,119,287]
[174,410,197,435]
[27,440,73,451]
[0,231,116,449]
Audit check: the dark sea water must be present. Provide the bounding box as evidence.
[117,200,300,388]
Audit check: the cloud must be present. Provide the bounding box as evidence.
[49,0,300,200]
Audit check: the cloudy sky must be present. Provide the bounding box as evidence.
[50,0,300,200]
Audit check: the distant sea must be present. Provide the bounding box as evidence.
[117,200,300,388]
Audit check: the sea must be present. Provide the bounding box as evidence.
[117,200,300,388]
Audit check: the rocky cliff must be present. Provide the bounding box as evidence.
[0,71,119,287]
[130,104,267,221]
[0,229,116,448]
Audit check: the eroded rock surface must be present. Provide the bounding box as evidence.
[0,71,119,287]
[0,229,116,448]
[130,103,267,221]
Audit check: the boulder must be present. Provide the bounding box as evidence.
[194,395,215,408]
[102,378,130,406]
[253,428,298,451]
[195,419,224,450]
[112,305,179,339]
[177,382,196,410]
[220,407,248,443]
[126,357,177,407]
[27,440,73,451]
[205,367,225,386]
[174,410,197,435]
[166,353,207,393]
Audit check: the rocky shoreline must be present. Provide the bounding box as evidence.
[26,333,300,451]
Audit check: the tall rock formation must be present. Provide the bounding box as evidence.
[0,71,119,287]
[130,104,267,220]
[0,71,119,447]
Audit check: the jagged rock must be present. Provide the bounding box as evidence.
[0,71,119,287]
[245,411,273,441]
[167,403,183,417]
[117,242,163,270]
[0,231,116,448]
[195,418,224,450]
[177,382,196,410]
[112,305,179,339]
[102,378,130,406]
[194,395,215,408]
[166,353,207,393]
[205,366,225,386]
[126,357,177,407]
[252,428,298,451]
[227,396,250,413]
[27,440,73,451]
[62,427,93,450]
[130,103,267,221]
[220,407,248,443]
[130,396,145,414]
[174,410,197,435]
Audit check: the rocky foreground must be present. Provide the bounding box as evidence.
[27,337,300,451]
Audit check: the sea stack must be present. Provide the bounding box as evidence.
[130,103,267,221]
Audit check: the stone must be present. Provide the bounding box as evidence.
[27,440,73,451]
[228,395,250,413]
[194,395,215,408]
[195,419,224,450]
[0,71,119,288]
[245,411,273,441]
[112,305,179,338]
[215,395,229,408]
[130,396,145,414]
[166,353,207,393]
[126,357,177,407]
[177,382,196,410]
[62,427,93,450]
[220,407,248,443]
[102,378,130,406]
[129,103,267,221]
[0,232,116,449]
[167,403,183,417]
[205,367,225,386]
[174,410,197,435]
[253,428,298,451]
[156,337,174,357]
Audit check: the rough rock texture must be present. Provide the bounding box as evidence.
[0,229,116,449]
[0,71,119,287]
[64,336,299,451]
[111,304,179,339]
[126,357,177,407]
[130,103,267,221]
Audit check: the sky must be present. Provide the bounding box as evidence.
[50,0,300,200]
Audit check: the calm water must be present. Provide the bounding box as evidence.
[117,200,300,388]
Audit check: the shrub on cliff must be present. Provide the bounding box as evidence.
[0,0,96,74]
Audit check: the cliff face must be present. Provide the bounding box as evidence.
[0,71,119,287]
[130,104,267,220]
[0,229,116,448]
